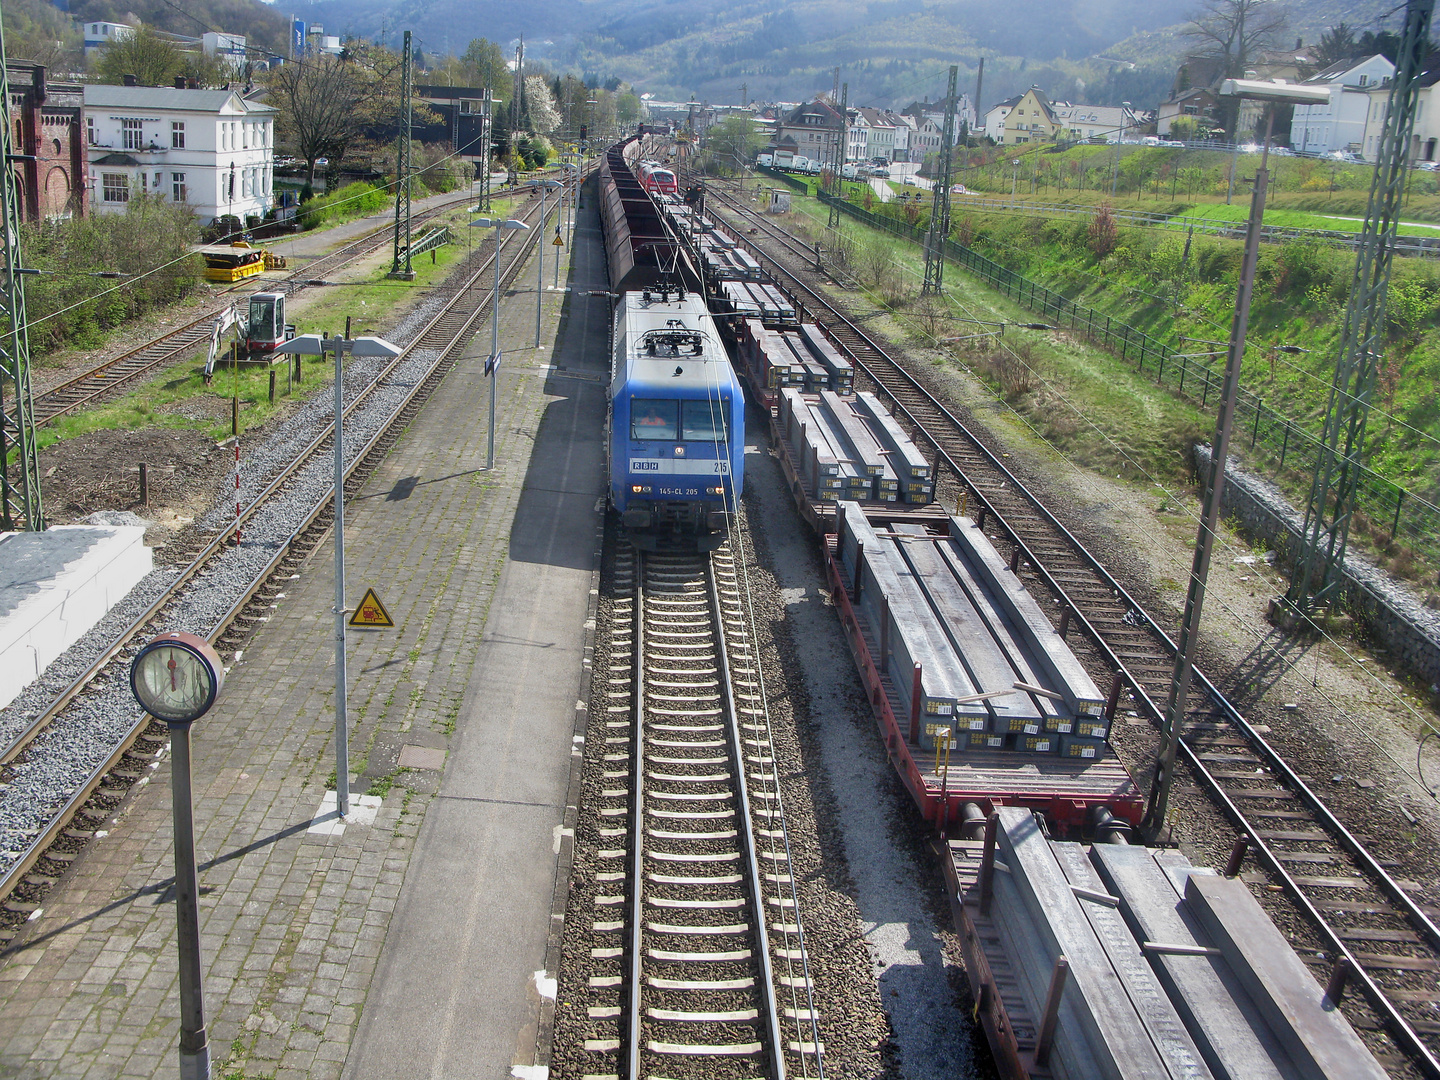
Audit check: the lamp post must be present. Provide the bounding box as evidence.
[532,179,562,344]
[1143,77,1330,840]
[469,214,530,468]
[274,331,402,819]
[1010,159,1019,207]
[1112,101,1131,196]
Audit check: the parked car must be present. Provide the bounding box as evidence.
[950,184,970,195]
[1417,160,1440,171]
[756,153,773,167]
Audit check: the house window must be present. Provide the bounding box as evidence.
[172,172,186,201]
[122,118,143,150]
[172,122,185,148]
[1359,75,1368,87]
[102,173,129,202]
[87,118,96,145]
[243,123,251,149]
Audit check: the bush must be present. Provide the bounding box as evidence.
[297,182,390,230]
[11,195,202,351]
[1088,203,1119,259]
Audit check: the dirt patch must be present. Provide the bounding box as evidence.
[37,427,231,553]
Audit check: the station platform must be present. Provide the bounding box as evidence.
[0,190,610,1079]
[0,523,152,712]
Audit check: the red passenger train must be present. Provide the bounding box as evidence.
[637,160,678,197]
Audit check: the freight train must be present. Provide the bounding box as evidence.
[599,138,743,551]
[602,141,1393,1080]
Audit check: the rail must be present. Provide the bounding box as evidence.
[707,186,1440,1077]
[0,195,550,912]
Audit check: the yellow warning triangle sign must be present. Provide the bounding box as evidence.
[350,588,395,628]
[552,233,565,246]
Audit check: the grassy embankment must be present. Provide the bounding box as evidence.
[32,193,523,450]
[751,159,1440,581]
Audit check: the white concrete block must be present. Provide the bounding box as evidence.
[0,525,152,711]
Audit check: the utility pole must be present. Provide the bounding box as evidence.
[922,66,958,296]
[0,19,44,532]
[513,36,524,131]
[1283,0,1436,619]
[388,30,415,280]
[740,83,747,108]
[828,82,848,230]
[478,86,493,212]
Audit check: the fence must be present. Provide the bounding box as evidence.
[942,195,1440,256]
[816,191,1440,569]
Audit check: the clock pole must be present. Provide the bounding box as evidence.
[170,718,210,1080]
[129,632,225,1080]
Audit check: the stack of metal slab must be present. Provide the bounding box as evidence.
[837,503,1106,755]
[778,391,935,505]
[780,389,842,500]
[737,319,801,392]
[836,502,988,735]
[717,279,798,326]
[853,392,933,503]
[795,324,855,394]
[954,811,1388,1080]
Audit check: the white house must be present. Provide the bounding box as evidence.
[85,84,275,222]
[855,108,895,160]
[889,112,913,161]
[83,21,134,56]
[1052,103,1139,143]
[1292,54,1395,156]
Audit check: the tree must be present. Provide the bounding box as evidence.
[267,45,404,183]
[704,116,766,169]
[3,0,83,70]
[1089,203,1119,258]
[524,74,560,134]
[94,25,184,87]
[461,37,508,91]
[1311,23,1359,69]
[1183,0,1289,136]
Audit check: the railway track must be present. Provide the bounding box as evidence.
[0,189,554,935]
[583,542,823,1080]
[704,182,1440,1078]
[11,191,475,427]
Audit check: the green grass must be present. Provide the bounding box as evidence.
[31,195,523,454]
[777,193,1210,486]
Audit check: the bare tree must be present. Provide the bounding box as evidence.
[1183,0,1290,135]
[267,45,407,184]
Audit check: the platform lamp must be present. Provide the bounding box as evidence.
[530,180,563,344]
[1143,77,1330,841]
[469,214,529,469]
[274,331,402,820]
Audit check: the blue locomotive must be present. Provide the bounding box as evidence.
[609,285,744,550]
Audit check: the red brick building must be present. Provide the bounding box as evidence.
[6,60,87,221]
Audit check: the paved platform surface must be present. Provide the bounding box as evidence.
[0,188,610,1080]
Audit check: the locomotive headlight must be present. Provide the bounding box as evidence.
[674,446,685,457]
[707,486,724,495]
[632,485,652,494]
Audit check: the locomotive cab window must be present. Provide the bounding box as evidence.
[682,399,729,442]
[631,399,679,440]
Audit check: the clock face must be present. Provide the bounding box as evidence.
[131,636,221,723]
